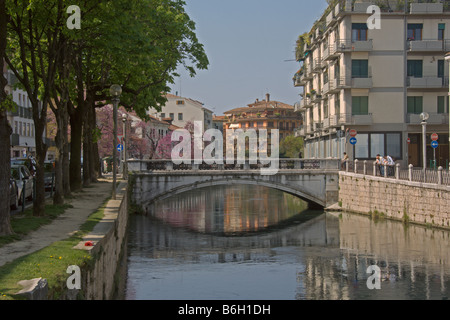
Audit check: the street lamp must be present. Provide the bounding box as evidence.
[122,114,128,180]
[420,111,429,176]
[444,53,450,170]
[110,84,122,200]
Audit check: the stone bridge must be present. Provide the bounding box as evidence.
[128,159,340,208]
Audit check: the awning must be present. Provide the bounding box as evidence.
[229,124,240,129]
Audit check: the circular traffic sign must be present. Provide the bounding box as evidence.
[431,141,438,149]
[349,129,357,137]
[350,137,357,145]
[407,138,411,144]
[431,133,439,141]
[117,144,124,152]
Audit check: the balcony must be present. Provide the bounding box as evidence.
[407,113,448,125]
[329,77,351,92]
[335,39,373,52]
[313,122,323,132]
[410,3,443,14]
[329,113,352,127]
[293,73,306,87]
[300,98,312,109]
[312,59,322,73]
[408,40,450,52]
[295,126,306,137]
[351,77,373,89]
[407,76,449,89]
[322,44,339,61]
[352,114,373,125]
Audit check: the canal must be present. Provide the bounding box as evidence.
[124,185,450,300]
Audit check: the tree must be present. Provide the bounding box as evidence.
[5,0,68,216]
[280,135,304,159]
[0,0,13,235]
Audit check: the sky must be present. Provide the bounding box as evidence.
[169,0,329,116]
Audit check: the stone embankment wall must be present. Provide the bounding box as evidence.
[339,172,450,229]
[62,182,129,300]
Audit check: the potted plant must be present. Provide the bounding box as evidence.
[257,112,261,117]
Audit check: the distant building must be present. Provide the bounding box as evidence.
[149,93,214,132]
[223,93,302,141]
[3,66,44,159]
[212,115,227,133]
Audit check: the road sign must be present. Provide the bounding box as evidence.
[349,129,357,137]
[117,144,124,152]
[431,141,438,149]
[350,137,357,145]
[431,133,439,141]
[407,137,411,145]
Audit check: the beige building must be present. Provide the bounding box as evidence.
[293,0,449,168]
[149,93,214,132]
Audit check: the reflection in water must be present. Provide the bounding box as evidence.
[125,185,450,300]
[144,185,310,235]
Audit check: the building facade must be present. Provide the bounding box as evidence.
[293,0,449,168]
[3,67,39,159]
[150,93,214,132]
[223,93,302,140]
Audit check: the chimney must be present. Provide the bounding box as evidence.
[266,93,270,102]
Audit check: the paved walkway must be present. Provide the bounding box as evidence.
[0,179,113,268]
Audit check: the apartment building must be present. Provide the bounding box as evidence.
[3,67,38,159]
[293,0,449,168]
[150,93,214,132]
[224,93,302,141]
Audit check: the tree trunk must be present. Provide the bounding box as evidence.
[82,100,91,187]
[33,118,48,216]
[62,109,71,197]
[0,0,13,235]
[52,104,64,205]
[69,107,83,192]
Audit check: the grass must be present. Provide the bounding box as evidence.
[0,198,109,300]
[0,204,73,248]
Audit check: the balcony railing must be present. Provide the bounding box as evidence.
[352,113,373,125]
[329,113,352,127]
[407,113,448,125]
[335,39,373,52]
[352,76,373,88]
[312,59,322,73]
[407,76,449,89]
[408,40,450,52]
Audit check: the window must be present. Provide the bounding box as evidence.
[355,133,369,159]
[352,60,368,78]
[267,122,274,128]
[352,23,368,41]
[352,96,369,115]
[354,132,402,160]
[438,60,444,78]
[438,23,445,41]
[176,100,185,105]
[169,113,174,120]
[438,96,446,114]
[160,113,165,119]
[178,113,183,121]
[370,134,385,158]
[407,96,423,114]
[407,24,422,41]
[407,60,423,78]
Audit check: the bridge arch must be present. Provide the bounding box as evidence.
[140,178,326,208]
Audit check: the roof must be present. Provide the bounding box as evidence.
[224,100,294,115]
[213,115,227,121]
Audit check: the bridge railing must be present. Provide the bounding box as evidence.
[127,158,341,172]
[341,159,450,186]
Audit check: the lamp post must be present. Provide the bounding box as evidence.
[122,114,128,180]
[420,112,429,178]
[444,53,449,169]
[110,84,122,200]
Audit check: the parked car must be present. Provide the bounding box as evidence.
[44,161,55,191]
[11,157,36,176]
[11,164,33,203]
[9,175,19,210]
